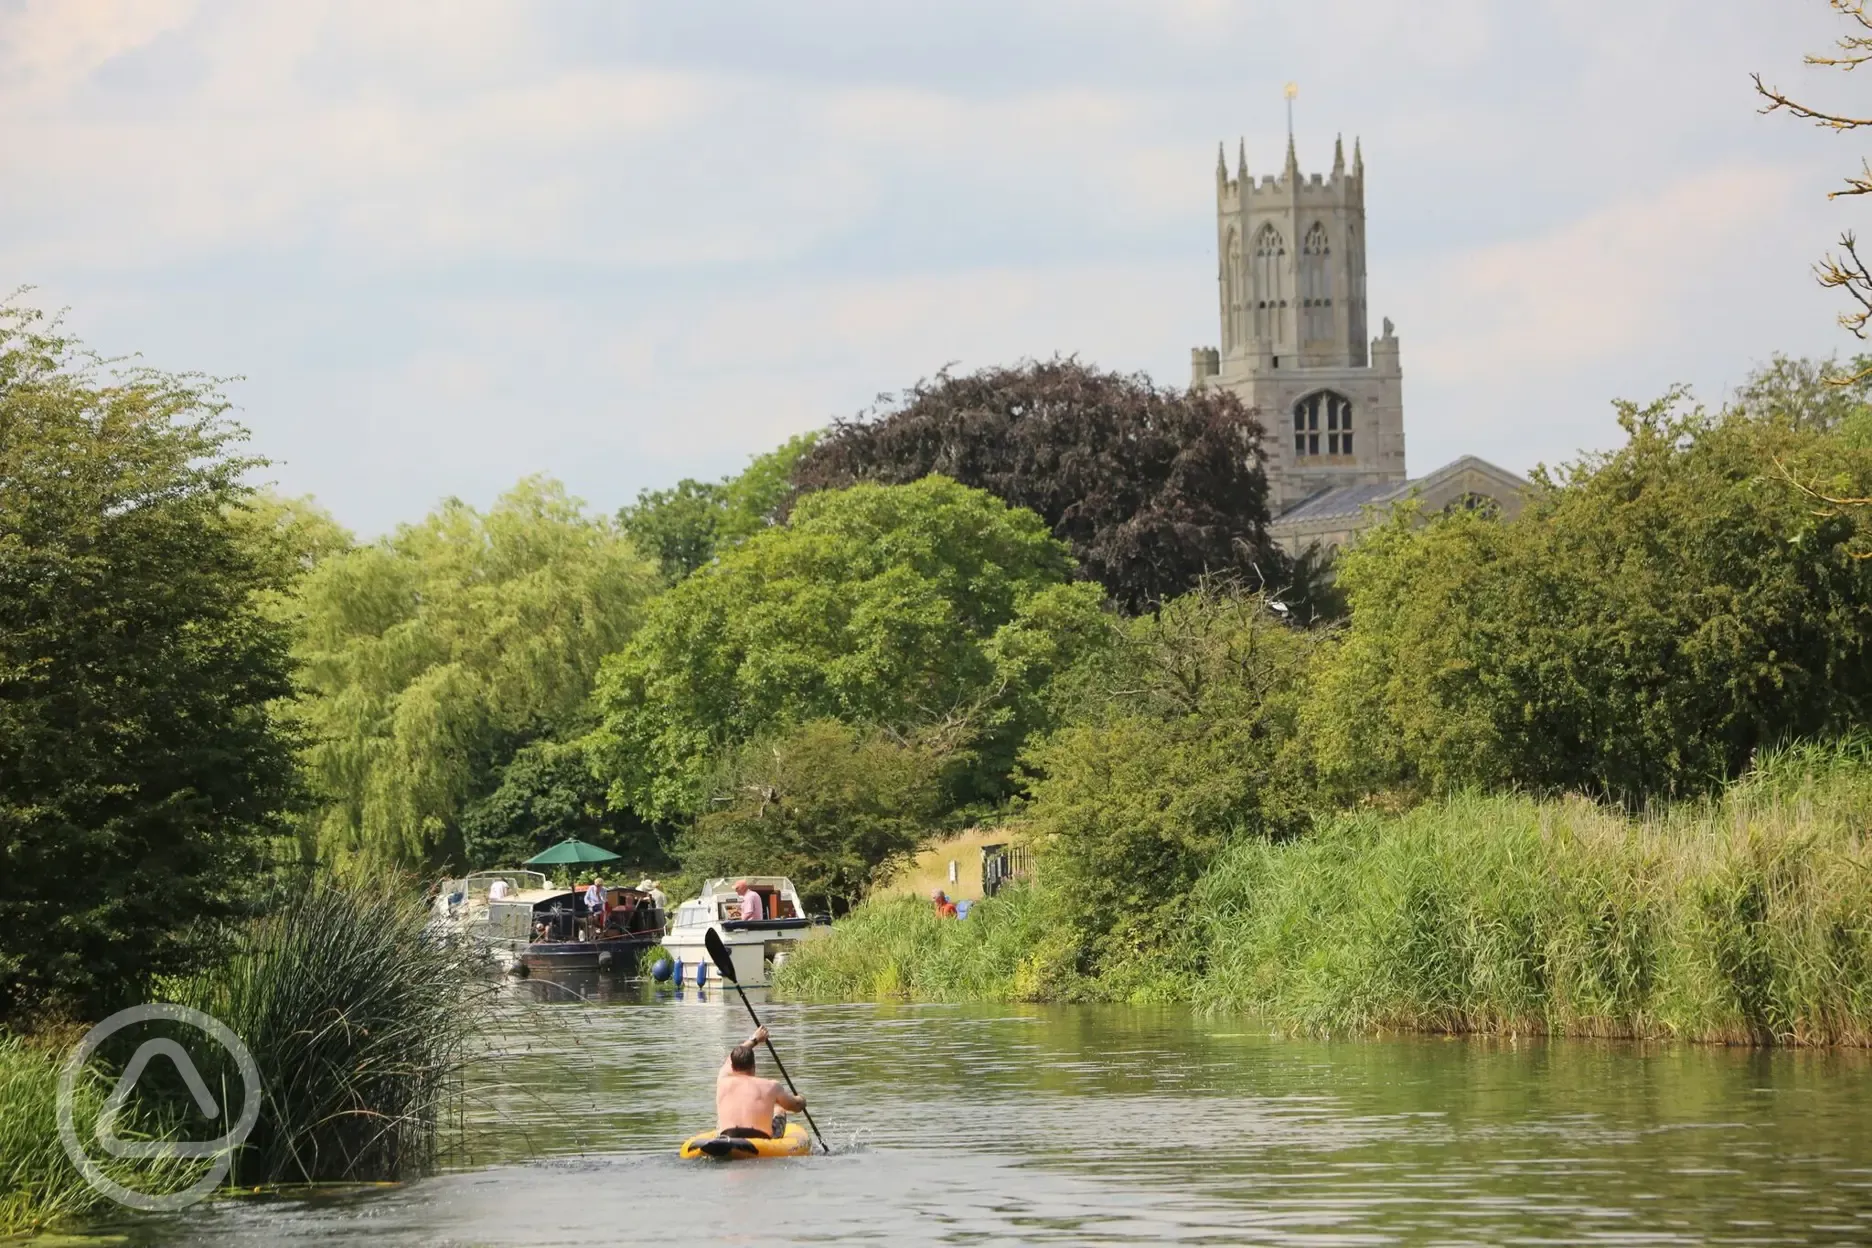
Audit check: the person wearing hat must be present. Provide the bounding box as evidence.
[637,878,667,912]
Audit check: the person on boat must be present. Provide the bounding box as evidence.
[638,878,668,912]
[583,878,606,940]
[931,889,958,918]
[487,878,510,901]
[717,1025,804,1139]
[732,879,764,922]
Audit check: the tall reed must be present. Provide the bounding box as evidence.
[1193,743,1872,1043]
[169,879,492,1185]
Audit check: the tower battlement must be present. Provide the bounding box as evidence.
[1214,136,1364,210]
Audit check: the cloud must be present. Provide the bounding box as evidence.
[1403,165,1805,386]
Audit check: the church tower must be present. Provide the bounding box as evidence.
[1191,134,1405,513]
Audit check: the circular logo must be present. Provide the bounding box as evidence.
[56,1003,263,1212]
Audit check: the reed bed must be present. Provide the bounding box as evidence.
[169,879,494,1186]
[0,1033,203,1235]
[773,886,1060,1002]
[1194,742,1872,1044]
[781,742,1872,1045]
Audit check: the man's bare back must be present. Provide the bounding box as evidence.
[716,1025,805,1136]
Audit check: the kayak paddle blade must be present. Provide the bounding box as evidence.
[704,927,738,981]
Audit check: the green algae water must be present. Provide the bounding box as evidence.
[57,975,1872,1245]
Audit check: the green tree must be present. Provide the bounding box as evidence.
[0,303,298,1020]
[589,476,1107,823]
[1020,582,1320,992]
[459,739,663,871]
[292,478,659,868]
[1311,384,1872,804]
[680,719,951,914]
[620,433,816,582]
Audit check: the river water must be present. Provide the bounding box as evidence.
[65,974,1872,1246]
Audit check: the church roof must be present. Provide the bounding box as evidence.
[1274,481,1405,524]
[1271,456,1533,527]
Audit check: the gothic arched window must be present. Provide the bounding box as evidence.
[1252,224,1285,340]
[1291,389,1354,458]
[1301,223,1333,342]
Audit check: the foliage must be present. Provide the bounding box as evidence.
[791,358,1278,613]
[0,1032,204,1234]
[1309,391,1872,804]
[589,476,1107,822]
[773,886,1080,1003]
[459,738,665,872]
[620,433,817,582]
[0,302,298,1022]
[1732,352,1872,433]
[1018,582,1321,992]
[1194,740,1872,1044]
[292,478,660,869]
[679,719,952,914]
[169,878,489,1185]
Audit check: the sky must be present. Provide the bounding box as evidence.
[1,0,1865,535]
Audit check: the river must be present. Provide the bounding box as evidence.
[61,973,1872,1246]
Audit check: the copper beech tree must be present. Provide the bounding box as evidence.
[790,358,1281,615]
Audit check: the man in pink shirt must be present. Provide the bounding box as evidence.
[732,879,765,921]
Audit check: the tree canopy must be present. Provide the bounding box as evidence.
[0,304,298,1020]
[620,433,816,583]
[587,475,1107,823]
[789,359,1276,613]
[1307,389,1872,804]
[291,478,660,869]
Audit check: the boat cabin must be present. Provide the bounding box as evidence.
[489,885,664,945]
[671,876,811,932]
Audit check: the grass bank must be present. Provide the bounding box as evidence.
[777,742,1872,1045]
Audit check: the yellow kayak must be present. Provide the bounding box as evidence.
[679,1123,811,1160]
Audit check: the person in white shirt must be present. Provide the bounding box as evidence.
[487,878,510,901]
[583,878,605,940]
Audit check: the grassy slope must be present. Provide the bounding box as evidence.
[778,743,1872,1045]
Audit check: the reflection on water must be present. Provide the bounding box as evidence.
[68,974,1872,1245]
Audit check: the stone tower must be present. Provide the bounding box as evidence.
[1190,134,1405,513]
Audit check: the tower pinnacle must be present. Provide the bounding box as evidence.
[1333,134,1346,177]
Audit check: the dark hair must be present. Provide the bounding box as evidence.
[729,1043,756,1073]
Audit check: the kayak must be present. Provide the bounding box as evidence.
[679,1123,811,1160]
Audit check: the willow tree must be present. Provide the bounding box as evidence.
[291,478,660,869]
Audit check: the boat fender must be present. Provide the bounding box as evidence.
[651,957,673,982]
[597,950,612,969]
[695,961,708,987]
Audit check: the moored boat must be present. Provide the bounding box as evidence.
[661,876,828,987]
[486,883,665,974]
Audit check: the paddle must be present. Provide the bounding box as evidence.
[705,926,829,1155]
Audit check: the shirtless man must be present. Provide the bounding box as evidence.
[716,1025,805,1139]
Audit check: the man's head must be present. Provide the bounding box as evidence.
[733,879,750,896]
[931,889,946,903]
[729,1043,756,1073]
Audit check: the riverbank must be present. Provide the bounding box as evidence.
[0,882,485,1237]
[775,743,1872,1045]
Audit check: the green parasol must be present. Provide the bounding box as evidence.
[523,838,622,867]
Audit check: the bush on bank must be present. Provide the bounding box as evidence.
[779,743,1872,1045]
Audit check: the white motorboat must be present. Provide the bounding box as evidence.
[429,870,549,953]
[661,876,828,987]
